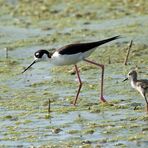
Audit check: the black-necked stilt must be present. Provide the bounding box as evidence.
[22,36,120,105]
[123,70,148,112]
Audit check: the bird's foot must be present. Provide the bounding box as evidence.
[100,96,107,103]
[72,100,77,106]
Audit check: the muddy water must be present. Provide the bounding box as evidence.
[0,0,148,147]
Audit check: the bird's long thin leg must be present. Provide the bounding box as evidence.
[83,59,107,103]
[73,65,83,105]
[144,94,148,113]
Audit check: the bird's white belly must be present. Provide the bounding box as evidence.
[136,86,145,97]
[51,51,84,66]
[131,81,145,98]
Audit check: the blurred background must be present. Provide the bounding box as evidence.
[0,0,148,147]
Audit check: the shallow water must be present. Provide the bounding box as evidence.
[0,0,148,147]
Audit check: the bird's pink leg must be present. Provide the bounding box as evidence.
[84,59,107,103]
[73,65,83,105]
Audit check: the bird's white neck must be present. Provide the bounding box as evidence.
[130,76,138,89]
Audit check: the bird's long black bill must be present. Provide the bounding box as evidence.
[122,78,128,82]
[22,60,36,73]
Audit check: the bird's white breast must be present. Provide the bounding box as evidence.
[51,51,83,66]
[131,81,136,89]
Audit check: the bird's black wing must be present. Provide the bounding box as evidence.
[137,80,148,89]
[57,36,120,55]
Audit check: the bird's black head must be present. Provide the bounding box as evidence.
[34,50,51,59]
[22,49,52,73]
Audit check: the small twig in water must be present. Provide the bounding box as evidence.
[4,48,9,59]
[108,56,111,64]
[124,40,133,65]
[48,99,51,113]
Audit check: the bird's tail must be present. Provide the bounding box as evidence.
[84,35,121,50]
[95,35,120,46]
